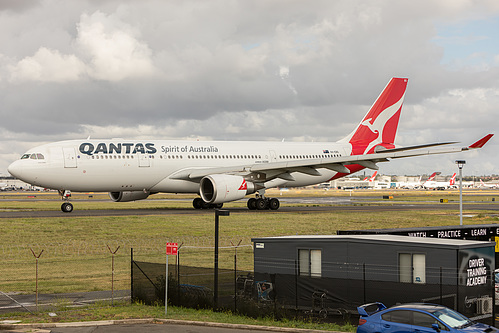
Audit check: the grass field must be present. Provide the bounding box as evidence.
[1,188,498,294]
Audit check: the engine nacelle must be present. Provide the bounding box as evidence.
[200,174,256,204]
[109,191,150,202]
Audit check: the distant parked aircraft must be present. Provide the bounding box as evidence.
[423,173,457,190]
[479,179,499,189]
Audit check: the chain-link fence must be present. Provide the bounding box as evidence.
[132,254,495,325]
[0,236,253,313]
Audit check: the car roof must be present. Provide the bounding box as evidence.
[388,303,446,312]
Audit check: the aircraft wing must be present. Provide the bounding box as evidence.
[170,134,493,182]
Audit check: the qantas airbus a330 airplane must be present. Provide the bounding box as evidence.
[7,78,494,212]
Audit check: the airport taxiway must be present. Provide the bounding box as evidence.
[0,200,498,219]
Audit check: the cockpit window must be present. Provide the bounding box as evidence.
[21,153,45,160]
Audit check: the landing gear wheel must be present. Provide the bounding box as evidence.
[193,198,203,209]
[61,202,73,213]
[256,198,267,210]
[247,198,257,210]
[269,198,280,210]
[214,203,224,209]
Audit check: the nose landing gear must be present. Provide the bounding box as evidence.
[59,190,73,213]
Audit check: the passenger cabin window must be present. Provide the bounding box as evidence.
[299,249,322,277]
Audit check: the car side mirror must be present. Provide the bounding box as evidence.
[432,324,440,332]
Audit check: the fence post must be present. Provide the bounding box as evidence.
[362,263,366,304]
[234,254,237,312]
[440,267,443,305]
[131,248,134,301]
[231,240,242,312]
[177,242,183,306]
[492,268,496,327]
[107,245,120,306]
[294,259,298,311]
[30,248,43,312]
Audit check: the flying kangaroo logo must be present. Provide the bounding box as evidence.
[238,180,247,191]
[359,94,405,154]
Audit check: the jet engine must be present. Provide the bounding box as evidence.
[109,191,150,202]
[200,174,256,204]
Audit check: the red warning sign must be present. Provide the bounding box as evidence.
[166,242,178,255]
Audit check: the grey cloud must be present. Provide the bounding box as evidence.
[1,0,498,176]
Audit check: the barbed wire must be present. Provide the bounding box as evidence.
[0,236,254,260]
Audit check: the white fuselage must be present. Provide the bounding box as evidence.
[8,139,353,193]
[423,180,454,190]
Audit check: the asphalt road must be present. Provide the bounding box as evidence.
[48,323,287,333]
[1,320,323,333]
[0,290,129,315]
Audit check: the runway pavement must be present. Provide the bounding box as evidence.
[0,200,498,218]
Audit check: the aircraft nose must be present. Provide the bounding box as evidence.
[7,160,23,179]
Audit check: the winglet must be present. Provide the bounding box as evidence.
[469,134,494,148]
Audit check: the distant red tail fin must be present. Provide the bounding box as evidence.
[427,172,437,181]
[450,173,456,185]
[369,171,378,182]
[341,78,408,155]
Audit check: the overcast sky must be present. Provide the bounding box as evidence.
[0,0,498,178]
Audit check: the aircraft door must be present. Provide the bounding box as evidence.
[269,150,277,162]
[62,148,77,168]
[139,154,151,167]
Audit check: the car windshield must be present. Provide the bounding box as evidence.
[431,308,472,328]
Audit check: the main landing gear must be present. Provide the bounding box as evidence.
[192,197,223,209]
[59,190,73,213]
[247,196,280,210]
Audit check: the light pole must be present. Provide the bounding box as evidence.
[456,160,466,226]
[214,209,230,311]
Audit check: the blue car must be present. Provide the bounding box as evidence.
[357,303,498,333]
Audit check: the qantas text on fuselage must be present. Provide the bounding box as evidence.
[7,78,494,212]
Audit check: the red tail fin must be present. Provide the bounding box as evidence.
[427,172,437,181]
[369,171,378,182]
[450,173,456,185]
[342,78,408,155]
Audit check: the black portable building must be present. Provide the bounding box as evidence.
[252,234,494,321]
